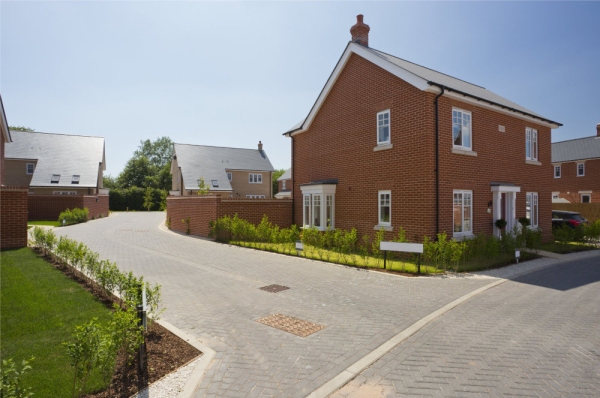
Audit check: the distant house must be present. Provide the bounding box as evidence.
[283,15,561,242]
[552,124,600,203]
[5,131,106,195]
[4,130,109,220]
[274,168,292,199]
[170,141,275,198]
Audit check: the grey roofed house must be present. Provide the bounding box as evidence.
[284,42,560,136]
[552,135,600,163]
[5,131,105,188]
[277,168,291,182]
[171,142,274,193]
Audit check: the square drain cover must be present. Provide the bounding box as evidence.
[260,284,289,293]
[257,314,324,337]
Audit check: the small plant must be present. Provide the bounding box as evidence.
[165,216,171,229]
[494,219,507,230]
[58,208,89,226]
[182,218,190,235]
[143,187,154,211]
[518,217,531,227]
[197,177,210,195]
[1,357,34,398]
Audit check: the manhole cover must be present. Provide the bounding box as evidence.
[256,314,324,337]
[259,284,289,293]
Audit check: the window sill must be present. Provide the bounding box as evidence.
[451,148,477,157]
[374,225,393,232]
[373,143,393,152]
[525,160,541,166]
[453,233,474,241]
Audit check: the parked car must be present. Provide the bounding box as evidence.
[552,210,588,229]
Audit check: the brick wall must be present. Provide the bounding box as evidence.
[1,135,5,185]
[552,158,600,203]
[166,195,293,238]
[292,53,554,243]
[1,187,28,249]
[28,194,109,221]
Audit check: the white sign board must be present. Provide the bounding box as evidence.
[380,241,423,254]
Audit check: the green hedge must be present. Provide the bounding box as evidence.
[58,207,89,226]
[109,187,166,211]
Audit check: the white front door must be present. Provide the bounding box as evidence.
[491,185,521,238]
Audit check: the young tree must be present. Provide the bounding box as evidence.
[197,177,210,195]
[143,187,154,211]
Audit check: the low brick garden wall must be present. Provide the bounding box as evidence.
[29,194,109,221]
[166,195,293,238]
[0,187,28,249]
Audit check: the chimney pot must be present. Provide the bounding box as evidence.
[350,14,370,47]
[258,141,263,151]
[597,123,600,137]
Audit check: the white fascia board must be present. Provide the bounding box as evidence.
[491,185,521,193]
[300,184,337,195]
[291,43,429,137]
[442,91,559,130]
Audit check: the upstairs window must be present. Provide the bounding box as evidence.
[526,192,539,228]
[51,174,60,184]
[377,110,390,145]
[577,162,585,176]
[249,173,262,184]
[282,180,286,190]
[26,163,35,175]
[211,180,219,188]
[526,128,538,161]
[554,165,561,178]
[227,172,232,181]
[452,109,472,150]
[71,175,80,184]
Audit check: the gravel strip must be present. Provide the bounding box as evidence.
[134,356,202,398]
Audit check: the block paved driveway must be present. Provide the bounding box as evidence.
[332,254,600,398]
[54,212,496,397]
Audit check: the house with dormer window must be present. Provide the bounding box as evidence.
[170,141,275,199]
[283,15,561,242]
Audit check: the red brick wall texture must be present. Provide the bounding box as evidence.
[1,188,28,249]
[29,195,109,221]
[166,196,293,238]
[292,53,553,243]
[552,158,600,203]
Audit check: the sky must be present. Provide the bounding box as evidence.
[2,1,599,178]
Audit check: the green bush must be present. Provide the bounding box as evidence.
[58,208,89,226]
[109,187,166,212]
[0,358,34,398]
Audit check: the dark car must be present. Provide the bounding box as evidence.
[552,210,588,229]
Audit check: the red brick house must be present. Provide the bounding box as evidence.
[274,168,292,199]
[284,15,561,243]
[552,124,600,203]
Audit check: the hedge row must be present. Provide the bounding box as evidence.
[109,187,166,211]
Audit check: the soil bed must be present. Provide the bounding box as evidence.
[38,249,202,397]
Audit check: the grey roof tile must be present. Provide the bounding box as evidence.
[277,168,291,181]
[174,143,274,191]
[552,136,600,162]
[5,131,104,188]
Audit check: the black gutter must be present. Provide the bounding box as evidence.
[290,136,295,224]
[432,84,445,237]
[426,81,562,127]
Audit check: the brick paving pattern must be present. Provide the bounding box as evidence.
[332,254,600,398]
[53,212,493,397]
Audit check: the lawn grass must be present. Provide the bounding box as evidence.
[0,248,114,396]
[539,241,598,254]
[27,220,61,227]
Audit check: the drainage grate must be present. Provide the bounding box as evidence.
[256,314,324,337]
[259,284,290,293]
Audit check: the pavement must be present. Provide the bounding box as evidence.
[52,212,600,397]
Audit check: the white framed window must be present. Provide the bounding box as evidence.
[211,180,219,187]
[53,191,77,195]
[378,191,391,226]
[227,172,232,181]
[71,175,80,184]
[452,108,472,150]
[577,162,585,176]
[282,180,286,190]
[581,194,591,203]
[526,127,538,161]
[51,174,60,184]
[526,192,539,228]
[453,190,473,236]
[554,165,561,178]
[245,195,265,199]
[552,192,559,200]
[26,163,35,175]
[249,173,262,184]
[301,184,336,230]
[377,110,390,145]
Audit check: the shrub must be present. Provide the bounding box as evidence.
[58,208,89,226]
[0,358,34,398]
[109,187,166,212]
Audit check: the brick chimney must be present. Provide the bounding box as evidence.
[350,14,370,47]
[597,123,600,137]
[258,141,263,151]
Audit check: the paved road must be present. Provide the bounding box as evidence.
[332,255,600,398]
[54,212,494,397]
